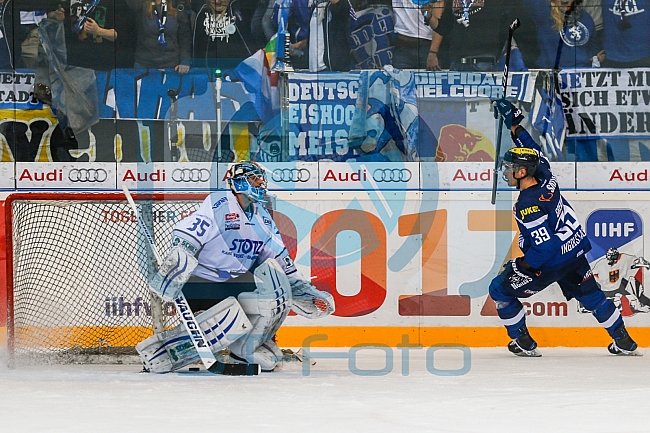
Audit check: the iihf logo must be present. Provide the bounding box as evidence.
[586,209,642,261]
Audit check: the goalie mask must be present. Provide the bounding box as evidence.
[606,247,620,266]
[227,161,268,203]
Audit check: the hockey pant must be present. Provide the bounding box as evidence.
[489,256,623,339]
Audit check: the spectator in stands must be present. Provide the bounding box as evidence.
[431,0,538,72]
[0,0,13,69]
[126,0,192,72]
[272,0,310,69]
[348,1,394,69]
[601,0,650,67]
[191,0,260,72]
[392,0,444,70]
[53,0,136,70]
[1,0,60,69]
[308,0,353,72]
[526,0,603,69]
[252,0,275,46]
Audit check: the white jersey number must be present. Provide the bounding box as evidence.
[556,202,580,242]
[531,227,551,245]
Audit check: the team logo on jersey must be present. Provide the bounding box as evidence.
[225,222,240,231]
[560,22,589,47]
[226,213,239,221]
[212,197,228,209]
[263,217,272,226]
[172,236,198,254]
[539,192,553,202]
[519,205,540,220]
[609,269,620,283]
[284,255,294,268]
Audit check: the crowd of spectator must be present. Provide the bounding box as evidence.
[0,0,648,73]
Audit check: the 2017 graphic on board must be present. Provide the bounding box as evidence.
[583,209,650,316]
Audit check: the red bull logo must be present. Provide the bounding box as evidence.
[435,124,494,162]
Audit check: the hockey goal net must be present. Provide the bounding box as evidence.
[6,192,207,365]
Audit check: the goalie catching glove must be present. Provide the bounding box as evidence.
[288,274,335,318]
[149,246,198,301]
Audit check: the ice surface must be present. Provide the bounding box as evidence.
[0,348,648,433]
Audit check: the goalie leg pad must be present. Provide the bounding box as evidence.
[149,246,199,301]
[136,297,252,373]
[229,259,291,370]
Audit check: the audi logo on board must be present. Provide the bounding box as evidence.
[372,168,412,182]
[68,168,109,182]
[171,168,211,183]
[271,168,311,183]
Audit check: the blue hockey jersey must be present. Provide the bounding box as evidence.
[511,130,591,271]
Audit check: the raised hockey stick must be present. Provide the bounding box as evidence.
[122,185,260,376]
[491,17,521,205]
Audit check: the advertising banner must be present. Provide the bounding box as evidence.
[0,163,15,190]
[118,163,217,191]
[421,162,576,190]
[16,162,118,190]
[2,190,650,347]
[577,162,650,189]
[560,68,650,139]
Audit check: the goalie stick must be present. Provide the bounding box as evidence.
[122,185,260,376]
[491,17,521,205]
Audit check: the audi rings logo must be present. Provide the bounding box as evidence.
[271,168,311,183]
[372,168,412,182]
[68,168,108,182]
[172,168,211,183]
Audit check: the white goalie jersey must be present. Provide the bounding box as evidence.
[592,253,637,294]
[172,191,298,282]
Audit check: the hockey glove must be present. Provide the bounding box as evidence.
[492,99,524,129]
[514,257,541,278]
[631,257,650,269]
[149,246,198,301]
[288,276,335,319]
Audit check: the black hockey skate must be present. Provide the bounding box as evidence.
[608,325,642,356]
[508,326,541,357]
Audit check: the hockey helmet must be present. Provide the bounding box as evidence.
[606,247,620,266]
[502,147,539,176]
[227,161,268,202]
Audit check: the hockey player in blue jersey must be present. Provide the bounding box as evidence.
[136,161,335,372]
[490,99,640,357]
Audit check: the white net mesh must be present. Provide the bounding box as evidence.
[8,194,204,364]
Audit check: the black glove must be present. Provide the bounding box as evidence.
[513,257,540,278]
[492,99,524,129]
